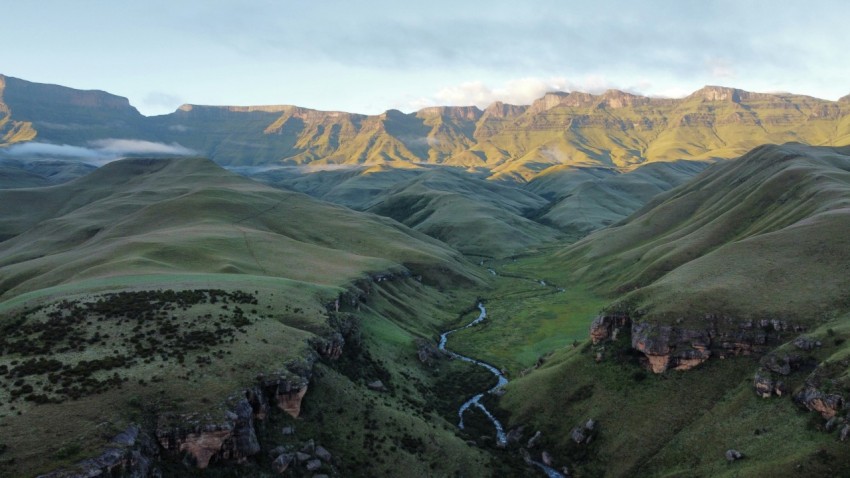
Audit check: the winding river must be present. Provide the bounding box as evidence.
[438,303,565,478]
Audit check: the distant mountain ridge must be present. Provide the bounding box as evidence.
[2,74,850,179]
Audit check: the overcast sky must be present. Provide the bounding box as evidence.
[2,0,848,116]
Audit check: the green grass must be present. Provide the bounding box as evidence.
[450,274,607,374]
[0,280,324,476]
[499,328,850,477]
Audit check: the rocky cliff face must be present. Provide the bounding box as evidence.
[43,271,406,476]
[38,426,161,478]
[156,376,305,469]
[590,313,806,373]
[4,75,850,174]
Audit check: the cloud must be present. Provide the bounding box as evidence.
[88,139,196,156]
[0,142,102,159]
[143,91,184,110]
[706,57,736,79]
[0,139,196,165]
[409,76,656,110]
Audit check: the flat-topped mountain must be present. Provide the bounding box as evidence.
[3,75,849,178]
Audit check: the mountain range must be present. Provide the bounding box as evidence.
[3,74,850,179]
[3,74,850,477]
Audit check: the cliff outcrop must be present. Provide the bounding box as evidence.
[590,313,805,373]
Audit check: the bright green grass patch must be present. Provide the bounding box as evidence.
[448,257,608,374]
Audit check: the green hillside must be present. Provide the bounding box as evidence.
[0,157,509,477]
[483,143,850,477]
[529,160,711,236]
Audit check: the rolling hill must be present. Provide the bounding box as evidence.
[487,143,850,477]
[0,157,507,477]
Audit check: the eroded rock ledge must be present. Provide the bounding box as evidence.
[590,313,806,373]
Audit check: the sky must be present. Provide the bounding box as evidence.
[2,0,848,116]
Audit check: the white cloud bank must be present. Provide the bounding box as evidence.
[0,139,196,165]
[407,76,659,110]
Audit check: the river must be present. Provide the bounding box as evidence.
[438,303,565,478]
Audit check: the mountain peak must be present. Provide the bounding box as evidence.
[599,89,650,109]
[416,105,483,121]
[0,74,136,112]
[482,101,527,119]
[689,85,748,102]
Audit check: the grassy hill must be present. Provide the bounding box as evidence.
[0,157,511,477]
[528,160,711,237]
[555,143,850,323]
[259,160,708,257]
[476,143,850,477]
[0,159,96,189]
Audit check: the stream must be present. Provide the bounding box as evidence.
[438,303,565,478]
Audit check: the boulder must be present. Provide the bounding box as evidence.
[506,426,525,445]
[268,446,288,458]
[725,449,744,462]
[305,459,322,471]
[793,336,822,351]
[296,452,312,462]
[795,386,845,419]
[841,425,850,442]
[367,380,387,392]
[825,417,840,432]
[272,453,294,474]
[570,418,597,444]
[570,427,587,444]
[527,431,542,449]
[315,445,332,462]
[301,439,316,453]
[541,450,553,466]
[761,353,801,376]
[754,372,774,398]
[281,426,295,436]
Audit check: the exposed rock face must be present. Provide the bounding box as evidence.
[754,372,775,398]
[157,373,309,468]
[628,316,804,373]
[631,322,712,373]
[761,353,802,375]
[794,386,845,419]
[272,453,294,474]
[156,395,261,469]
[589,313,630,344]
[37,425,160,478]
[415,338,446,365]
[275,385,309,418]
[793,336,822,351]
[313,332,345,360]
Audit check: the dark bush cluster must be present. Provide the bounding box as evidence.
[0,288,260,404]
